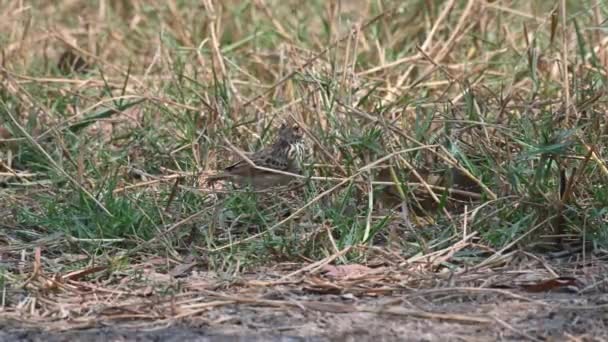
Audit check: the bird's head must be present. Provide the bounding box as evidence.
[275,122,306,163]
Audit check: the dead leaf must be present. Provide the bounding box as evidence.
[169,261,197,277]
[62,265,107,281]
[519,277,580,293]
[137,286,154,297]
[0,127,13,142]
[321,264,374,279]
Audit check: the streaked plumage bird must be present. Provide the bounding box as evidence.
[206,122,306,189]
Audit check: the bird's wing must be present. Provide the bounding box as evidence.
[258,154,289,171]
[224,150,289,176]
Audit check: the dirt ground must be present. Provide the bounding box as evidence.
[2,289,607,341]
[2,247,607,342]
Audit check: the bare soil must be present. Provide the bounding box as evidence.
[2,286,607,341]
[3,247,607,341]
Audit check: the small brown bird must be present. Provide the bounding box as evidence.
[376,166,482,213]
[206,122,306,189]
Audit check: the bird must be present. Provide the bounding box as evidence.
[206,122,306,189]
[376,166,482,213]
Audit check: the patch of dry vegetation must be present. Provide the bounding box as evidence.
[0,0,607,338]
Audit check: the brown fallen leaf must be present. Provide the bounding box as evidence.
[62,265,107,281]
[321,264,375,279]
[0,126,15,169]
[169,261,197,277]
[0,127,12,141]
[518,277,580,293]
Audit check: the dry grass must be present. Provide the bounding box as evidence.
[1,0,608,337]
